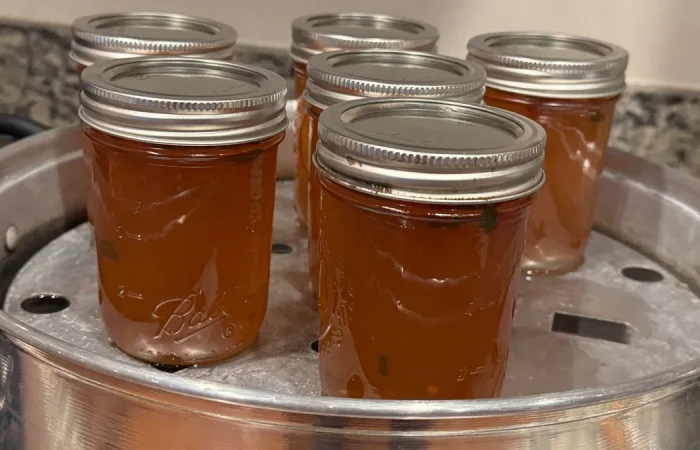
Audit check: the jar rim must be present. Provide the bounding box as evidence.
[290,12,439,64]
[79,57,288,146]
[304,49,485,109]
[314,97,546,204]
[70,12,238,67]
[467,31,628,99]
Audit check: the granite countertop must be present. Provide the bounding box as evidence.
[1,19,699,176]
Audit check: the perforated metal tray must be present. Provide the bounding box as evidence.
[6,182,700,399]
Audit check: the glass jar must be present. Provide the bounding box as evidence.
[303,49,486,300]
[290,13,440,226]
[70,12,238,225]
[79,57,287,366]
[468,32,629,275]
[313,98,546,399]
[293,62,308,100]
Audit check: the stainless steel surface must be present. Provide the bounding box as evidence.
[290,13,439,64]
[315,98,546,204]
[80,57,288,146]
[70,12,238,67]
[467,32,629,98]
[305,49,485,109]
[2,126,700,448]
[4,225,18,252]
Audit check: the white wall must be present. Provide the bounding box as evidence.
[6,0,699,89]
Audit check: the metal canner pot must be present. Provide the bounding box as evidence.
[2,122,700,448]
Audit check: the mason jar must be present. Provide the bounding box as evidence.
[468,32,629,275]
[303,49,486,300]
[79,57,287,366]
[313,98,546,399]
[290,13,439,226]
[70,12,238,225]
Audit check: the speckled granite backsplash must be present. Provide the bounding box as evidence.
[1,19,699,176]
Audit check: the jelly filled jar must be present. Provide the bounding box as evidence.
[304,49,486,300]
[468,32,629,275]
[70,12,238,225]
[290,13,439,226]
[313,98,546,400]
[79,57,287,366]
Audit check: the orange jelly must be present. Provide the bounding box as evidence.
[303,49,486,299]
[313,98,546,399]
[70,12,238,226]
[79,57,287,366]
[483,89,619,274]
[468,32,629,274]
[290,13,440,226]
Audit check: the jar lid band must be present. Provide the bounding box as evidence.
[290,13,439,64]
[79,57,288,146]
[467,32,628,98]
[315,98,546,204]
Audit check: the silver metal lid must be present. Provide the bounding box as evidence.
[305,49,486,109]
[79,57,287,146]
[290,13,439,65]
[467,32,629,99]
[314,98,546,204]
[70,13,238,67]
